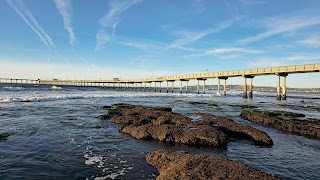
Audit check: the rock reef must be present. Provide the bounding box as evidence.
[146,149,281,180]
[97,104,273,148]
[241,109,320,138]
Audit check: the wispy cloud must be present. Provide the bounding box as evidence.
[96,29,111,51]
[239,16,320,44]
[118,38,161,53]
[298,35,320,48]
[95,0,143,51]
[54,0,76,46]
[6,0,54,62]
[184,47,262,59]
[167,20,234,48]
[238,0,267,6]
[249,54,320,67]
[206,48,262,54]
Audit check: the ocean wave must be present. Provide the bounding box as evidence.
[2,86,25,90]
[0,91,223,103]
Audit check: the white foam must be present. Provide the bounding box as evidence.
[3,86,25,90]
[84,156,103,165]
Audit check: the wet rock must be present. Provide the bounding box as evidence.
[241,109,320,138]
[97,104,273,148]
[208,103,218,107]
[101,105,112,110]
[146,149,281,180]
[110,103,137,109]
[196,113,273,146]
[229,104,257,109]
[93,125,102,129]
[0,133,13,141]
[96,114,111,120]
[188,101,208,105]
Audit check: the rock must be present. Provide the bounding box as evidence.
[0,133,13,141]
[101,105,112,110]
[229,104,257,109]
[208,103,218,107]
[146,149,281,180]
[196,113,273,146]
[188,101,208,105]
[97,104,273,148]
[241,109,320,138]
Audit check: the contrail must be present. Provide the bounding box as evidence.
[54,0,76,46]
[6,0,55,62]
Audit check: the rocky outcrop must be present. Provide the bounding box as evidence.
[240,109,320,138]
[97,104,273,148]
[146,149,281,180]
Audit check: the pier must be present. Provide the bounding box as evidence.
[1,64,319,100]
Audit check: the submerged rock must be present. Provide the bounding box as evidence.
[241,109,320,138]
[188,101,208,105]
[229,104,257,109]
[0,133,13,141]
[97,104,273,148]
[146,149,281,180]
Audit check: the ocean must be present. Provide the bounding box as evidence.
[0,84,319,179]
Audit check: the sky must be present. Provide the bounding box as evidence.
[0,0,320,88]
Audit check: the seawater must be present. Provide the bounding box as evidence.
[0,84,319,180]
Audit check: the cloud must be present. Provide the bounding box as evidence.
[249,54,320,68]
[239,16,320,44]
[54,0,76,46]
[95,29,111,51]
[95,0,143,51]
[206,48,262,54]
[117,38,162,53]
[298,35,320,48]
[6,0,54,62]
[184,47,262,59]
[167,20,234,48]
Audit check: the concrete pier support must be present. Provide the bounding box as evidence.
[166,81,169,93]
[203,80,206,94]
[180,81,182,94]
[249,77,253,99]
[224,79,227,96]
[159,82,162,93]
[144,82,146,92]
[154,82,156,92]
[276,73,289,100]
[243,76,247,98]
[135,83,137,91]
[197,80,200,94]
[276,75,281,100]
[149,82,151,92]
[283,76,287,100]
[172,81,174,93]
[186,81,189,94]
[217,78,220,95]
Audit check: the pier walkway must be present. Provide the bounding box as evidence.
[1,64,319,100]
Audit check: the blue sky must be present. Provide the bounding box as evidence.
[1,0,320,88]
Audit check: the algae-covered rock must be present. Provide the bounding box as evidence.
[188,101,208,105]
[97,104,274,148]
[241,109,319,138]
[146,150,281,180]
[0,133,13,141]
[230,104,257,109]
